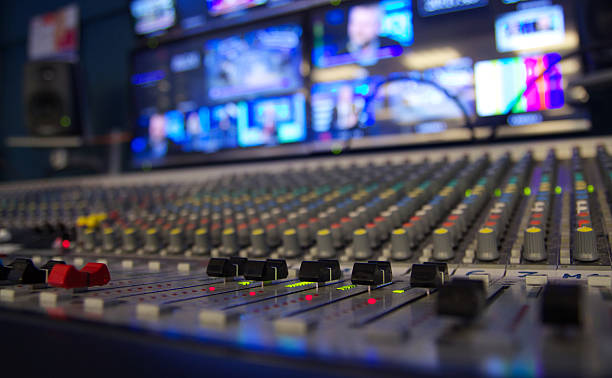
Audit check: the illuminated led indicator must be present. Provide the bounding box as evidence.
[336,285,357,291]
[587,185,595,193]
[367,298,377,305]
[285,282,314,288]
[305,294,313,301]
[61,240,71,249]
[392,290,405,294]
[209,287,216,291]
[523,187,532,196]
[494,188,502,197]
[237,281,252,286]
[249,291,256,296]
[465,189,472,197]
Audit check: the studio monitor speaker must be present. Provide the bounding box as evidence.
[23,61,82,137]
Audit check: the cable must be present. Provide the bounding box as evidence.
[341,74,474,152]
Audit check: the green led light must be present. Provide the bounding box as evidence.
[330,0,342,5]
[331,143,343,155]
[237,281,252,286]
[523,187,531,196]
[59,115,71,128]
[555,186,562,195]
[336,285,356,291]
[587,185,594,193]
[285,282,314,288]
[392,290,405,294]
[494,188,502,197]
[464,189,472,197]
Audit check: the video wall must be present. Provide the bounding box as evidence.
[130,0,587,166]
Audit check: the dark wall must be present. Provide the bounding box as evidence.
[0,0,135,180]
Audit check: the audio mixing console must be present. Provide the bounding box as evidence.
[2,137,612,377]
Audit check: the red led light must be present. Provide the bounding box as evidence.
[209,287,215,291]
[367,298,377,305]
[249,291,256,296]
[305,294,313,301]
[61,240,70,249]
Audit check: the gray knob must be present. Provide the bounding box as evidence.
[81,228,96,252]
[192,228,209,255]
[432,228,454,260]
[316,229,336,259]
[102,227,116,252]
[265,224,281,247]
[237,224,250,247]
[280,228,301,258]
[122,227,138,254]
[352,228,373,260]
[390,228,412,260]
[144,228,160,254]
[523,227,546,262]
[167,228,184,255]
[331,225,344,248]
[574,226,598,262]
[476,227,499,261]
[249,228,268,257]
[221,228,238,256]
[297,224,311,248]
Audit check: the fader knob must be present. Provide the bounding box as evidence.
[432,228,454,261]
[102,227,116,252]
[315,229,336,259]
[476,227,499,261]
[574,226,598,262]
[352,229,373,260]
[523,227,546,262]
[390,228,412,260]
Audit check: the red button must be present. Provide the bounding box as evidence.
[578,219,591,227]
[80,263,111,287]
[48,264,88,289]
[530,220,541,226]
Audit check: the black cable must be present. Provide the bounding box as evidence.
[340,74,474,152]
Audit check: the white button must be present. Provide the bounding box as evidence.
[525,275,547,286]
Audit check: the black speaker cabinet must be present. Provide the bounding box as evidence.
[23,61,82,137]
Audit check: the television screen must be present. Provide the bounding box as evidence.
[312,0,414,68]
[495,5,566,53]
[207,0,267,16]
[204,24,303,101]
[130,0,176,35]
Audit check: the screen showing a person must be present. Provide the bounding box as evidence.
[312,1,414,68]
[205,24,303,101]
[130,0,176,35]
[207,0,268,16]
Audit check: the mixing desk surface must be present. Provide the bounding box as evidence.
[2,138,612,377]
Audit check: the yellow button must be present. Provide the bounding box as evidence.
[284,228,296,236]
[252,228,264,235]
[392,229,405,235]
[318,229,330,236]
[354,228,366,236]
[434,228,448,235]
[526,227,541,233]
[479,227,494,234]
[577,226,593,233]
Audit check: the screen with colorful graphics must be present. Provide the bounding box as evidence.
[474,53,564,117]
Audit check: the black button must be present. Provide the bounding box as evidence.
[411,263,444,288]
[541,284,581,326]
[437,278,485,319]
[298,259,342,282]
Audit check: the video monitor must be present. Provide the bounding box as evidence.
[495,5,566,53]
[312,0,414,68]
[207,0,268,17]
[474,53,564,117]
[204,24,303,101]
[417,0,489,17]
[130,0,177,36]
